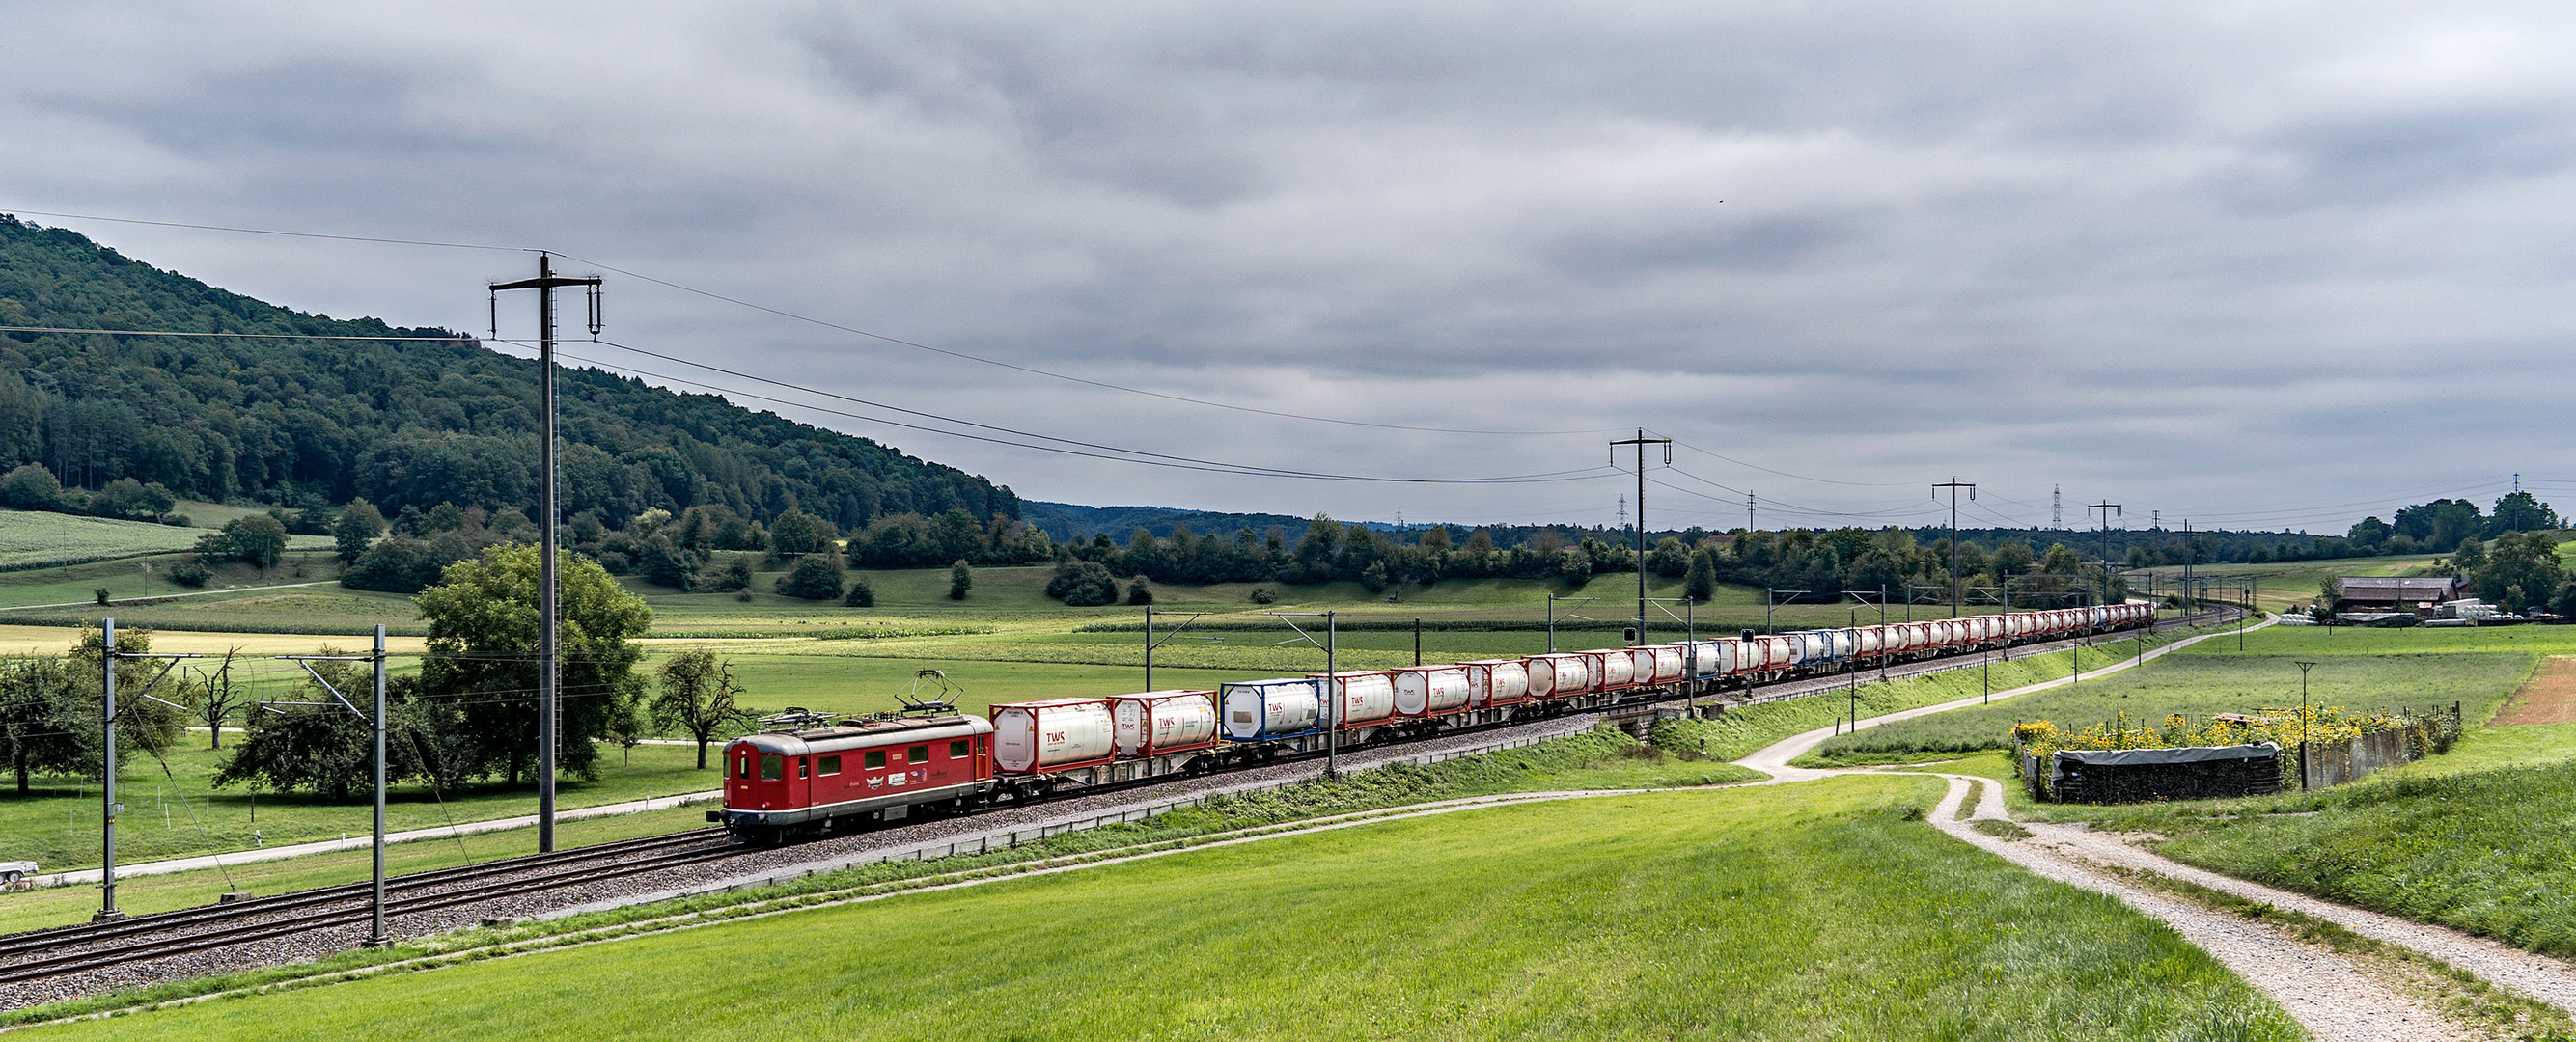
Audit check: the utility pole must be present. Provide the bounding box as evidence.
[490,253,602,854]
[2181,519,2194,617]
[1270,612,1340,777]
[2089,501,2121,608]
[2295,659,2317,789]
[278,629,391,945]
[94,618,194,922]
[1546,593,1595,653]
[370,624,387,946]
[1934,478,1975,617]
[1142,605,1202,692]
[1613,430,1672,648]
[1747,492,1756,534]
[96,619,118,923]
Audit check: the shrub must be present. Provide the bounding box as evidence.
[1249,587,1277,604]
[775,554,845,600]
[195,514,290,569]
[0,463,62,510]
[949,559,973,600]
[1126,578,1154,605]
[843,577,875,608]
[1046,560,1120,606]
[341,533,471,593]
[168,557,211,588]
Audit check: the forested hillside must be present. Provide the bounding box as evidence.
[0,214,1016,531]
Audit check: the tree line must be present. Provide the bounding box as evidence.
[1027,514,2129,608]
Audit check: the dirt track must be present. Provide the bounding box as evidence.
[2495,656,2576,726]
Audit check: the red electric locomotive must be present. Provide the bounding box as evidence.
[712,707,998,843]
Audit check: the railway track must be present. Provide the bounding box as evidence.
[0,829,735,986]
[2,609,2237,993]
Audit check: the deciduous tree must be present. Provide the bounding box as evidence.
[651,649,758,770]
[415,545,651,786]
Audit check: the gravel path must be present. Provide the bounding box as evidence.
[1923,775,2469,1042]
[2021,818,2576,1014]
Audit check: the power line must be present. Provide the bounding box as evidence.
[510,339,1620,486]
[1669,439,1918,487]
[1,207,533,253]
[548,251,1613,438]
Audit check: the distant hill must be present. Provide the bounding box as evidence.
[0,215,1015,530]
[1021,501,1464,543]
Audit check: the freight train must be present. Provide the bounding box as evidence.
[713,602,2155,843]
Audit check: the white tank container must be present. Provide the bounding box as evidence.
[1584,650,1635,690]
[1463,660,1532,705]
[1220,679,1320,740]
[1631,646,1684,683]
[1855,627,1883,656]
[1393,667,1471,716]
[1110,690,1218,756]
[1829,630,1857,659]
[1690,641,1733,677]
[1759,636,1791,670]
[1314,672,1397,727]
[1782,634,1812,666]
[990,698,1116,774]
[1525,654,1589,698]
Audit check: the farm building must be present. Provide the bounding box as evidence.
[2333,576,2467,611]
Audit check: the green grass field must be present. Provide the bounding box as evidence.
[1808,636,2535,763]
[0,741,719,874]
[23,776,2300,1042]
[0,507,332,571]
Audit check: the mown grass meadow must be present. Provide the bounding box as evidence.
[24,777,2301,1042]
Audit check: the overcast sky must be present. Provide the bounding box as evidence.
[5,2,2569,535]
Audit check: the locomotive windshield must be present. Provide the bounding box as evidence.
[760,754,783,781]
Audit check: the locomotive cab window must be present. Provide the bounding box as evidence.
[818,755,841,776]
[864,751,886,769]
[907,745,928,764]
[949,739,970,758]
[734,755,749,780]
[759,754,783,782]
[797,760,808,779]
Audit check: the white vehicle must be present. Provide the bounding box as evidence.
[0,861,34,884]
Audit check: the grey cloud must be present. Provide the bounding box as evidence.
[8,2,2576,529]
